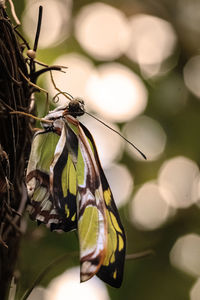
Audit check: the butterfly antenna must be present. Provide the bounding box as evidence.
[85,112,147,160]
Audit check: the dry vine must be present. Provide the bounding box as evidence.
[0,3,63,299]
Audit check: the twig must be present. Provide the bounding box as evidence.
[19,68,48,95]
[33,6,43,52]
[30,65,64,82]
[126,249,155,260]
[14,29,30,49]
[0,235,8,248]
[0,54,22,85]
[3,183,27,239]
[0,1,6,8]
[7,0,20,25]
[0,98,15,111]
[21,251,78,300]
[10,111,53,124]
[5,214,22,233]
[0,222,8,248]
[50,70,73,102]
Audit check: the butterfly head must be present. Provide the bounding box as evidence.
[66,98,85,117]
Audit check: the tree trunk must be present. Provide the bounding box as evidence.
[0,5,31,299]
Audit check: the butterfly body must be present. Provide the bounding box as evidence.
[26,99,126,287]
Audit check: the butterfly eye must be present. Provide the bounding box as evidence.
[78,99,85,111]
[77,98,84,105]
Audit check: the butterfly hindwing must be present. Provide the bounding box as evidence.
[26,130,60,224]
[26,120,77,231]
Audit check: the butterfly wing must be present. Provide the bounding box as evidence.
[49,121,78,231]
[26,100,125,287]
[26,121,77,231]
[97,173,126,288]
[79,122,126,288]
[65,115,107,282]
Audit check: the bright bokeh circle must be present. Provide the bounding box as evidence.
[22,0,72,48]
[190,278,200,300]
[86,63,148,122]
[123,115,167,161]
[45,267,110,300]
[184,55,200,99]
[75,2,130,60]
[130,182,171,230]
[126,14,177,77]
[170,234,200,277]
[158,156,200,208]
[45,53,95,106]
[104,163,133,207]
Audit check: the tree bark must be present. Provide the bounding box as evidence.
[0,5,31,299]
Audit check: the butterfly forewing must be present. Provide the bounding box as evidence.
[79,123,126,288]
[98,180,126,287]
[65,115,107,282]
[49,122,78,231]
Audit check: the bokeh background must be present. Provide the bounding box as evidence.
[9,0,200,299]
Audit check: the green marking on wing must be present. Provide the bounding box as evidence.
[67,121,86,187]
[68,157,77,195]
[76,146,85,186]
[61,155,76,198]
[68,123,78,135]
[78,206,99,251]
[32,186,49,204]
[34,132,59,173]
[49,123,78,230]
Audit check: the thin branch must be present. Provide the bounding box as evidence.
[10,111,53,124]
[126,249,155,260]
[3,183,27,239]
[5,214,22,233]
[14,29,30,49]
[0,222,8,248]
[0,1,6,8]
[0,53,22,85]
[50,70,73,102]
[21,251,78,300]
[19,68,49,96]
[30,65,64,83]
[33,6,43,52]
[7,0,20,25]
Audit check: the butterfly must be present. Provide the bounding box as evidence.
[26,99,126,288]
